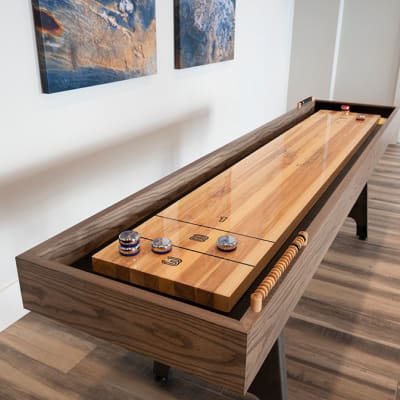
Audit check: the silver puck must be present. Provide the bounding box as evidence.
[152,237,172,254]
[119,230,140,245]
[216,235,238,252]
[119,244,140,256]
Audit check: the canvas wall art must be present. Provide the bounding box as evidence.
[32,0,157,93]
[174,0,236,69]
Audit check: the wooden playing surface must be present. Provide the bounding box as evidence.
[92,110,380,312]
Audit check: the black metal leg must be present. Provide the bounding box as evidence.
[153,361,170,386]
[248,331,288,400]
[348,184,368,240]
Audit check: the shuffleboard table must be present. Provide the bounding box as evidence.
[16,98,400,399]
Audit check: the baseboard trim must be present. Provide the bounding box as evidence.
[0,281,29,332]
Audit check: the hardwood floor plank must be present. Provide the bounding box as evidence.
[342,208,400,250]
[0,340,139,400]
[287,356,396,400]
[369,198,400,214]
[0,377,42,400]
[0,358,80,400]
[68,345,251,400]
[286,318,400,386]
[288,377,340,400]
[0,313,96,373]
[318,236,400,298]
[294,279,400,349]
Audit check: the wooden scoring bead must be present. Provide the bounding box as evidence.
[282,251,293,259]
[252,231,309,313]
[265,276,275,284]
[270,272,281,283]
[261,278,274,291]
[285,249,296,258]
[256,286,268,297]
[296,236,305,245]
[280,255,291,265]
[269,270,280,281]
[293,237,303,245]
[257,287,269,299]
[275,264,286,274]
[287,245,298,255]
[265,278,276,289]
[251,292,263,313]
[298,231,309,245]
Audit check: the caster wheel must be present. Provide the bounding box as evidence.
[154,375,169,387]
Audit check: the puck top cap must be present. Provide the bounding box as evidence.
[119,230,140,245]
[217,235,238,251]
[356,114,366,121]
[341,104,350,112]
[152,237,172,253]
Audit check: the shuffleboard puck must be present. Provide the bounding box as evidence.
[119,230,140,245]
[119,244,140,256]
[119,230,141,256]
[152,238,172,254]
[341,104,350,113]
[216,235,238,252]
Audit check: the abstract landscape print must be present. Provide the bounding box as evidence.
[174,0,236,69]
[32,0,157,93]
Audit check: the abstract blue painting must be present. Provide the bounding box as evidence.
[174,0,236,69]
[32,0,157,93]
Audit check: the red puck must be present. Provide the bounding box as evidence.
[341,104,350,112]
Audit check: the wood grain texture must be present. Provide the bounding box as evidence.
[286,319,398,399]
[22,102,315,265]
[15,101,400,395]
[0,314,95,373]
[17,257,248,393]
[159,111,379,242]
[93,110,380,311]
[93,238,256,312]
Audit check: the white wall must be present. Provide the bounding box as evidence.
[287,0,341,107]
[335,0,400,104]
[0,0,295,330]
[287,0,400,108]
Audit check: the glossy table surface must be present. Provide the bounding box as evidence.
[92,110,380,312]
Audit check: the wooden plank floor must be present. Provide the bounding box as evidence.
[1,144,399,400]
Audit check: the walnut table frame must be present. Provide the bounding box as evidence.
[16,98,400,399]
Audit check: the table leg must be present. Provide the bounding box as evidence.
[348,184,368,240]
[248,331,288,400]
